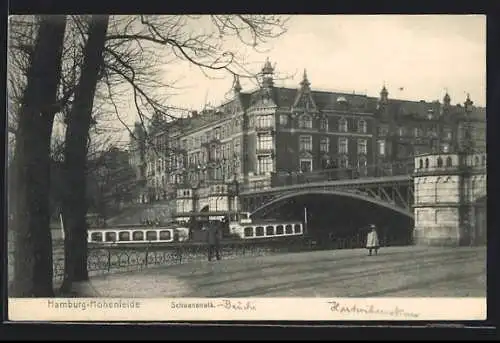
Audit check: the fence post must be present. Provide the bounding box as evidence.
[107,249,111,272]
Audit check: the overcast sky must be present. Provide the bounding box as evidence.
[147,14,485,113]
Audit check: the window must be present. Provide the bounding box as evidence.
[146,231,158,241]
[279,114,288,126]
[257,115,273,128]
[320,137,329,153]
[377,140,386,156]
[299,135,312,151]
[91,232,102,242]
[357,157,367,172]
[419,159,423,169]
[321,157,330,169]
[427,127,437,137]
[159,230,172,241]
[257,134,273,150]
[357,139,367,155]
[234,139,241,155]
[338,117,348,132]
[425,158,429,168]
[338,137,348,154]
[255,226,264,237]
[285,225,293,234]
[266,226,274,235]
[446,156,453,167]
[358,120,367,133]
[257,156,273,174]
[437,157,443,168]
[244,227,254,237]
[443,128,452,140]
[378,125,389,137]
[294,224,302,234]
[339,156,349,168]
[119,232,130,241]
[133,231,144,241]
[398,127,406,136]
[320,118,329,130]
[441,143,450,153]
[299,115,312,129]
[414,128,423,137]
[300,159,312,172]
[276,225,284,235]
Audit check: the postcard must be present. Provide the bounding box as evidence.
[7,14,486,322]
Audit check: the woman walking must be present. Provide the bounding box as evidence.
[366,224,380,256]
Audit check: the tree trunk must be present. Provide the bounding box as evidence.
[11,15,67,297]
[60,15,109,293]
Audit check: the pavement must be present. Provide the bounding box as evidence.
[78,245,486,298]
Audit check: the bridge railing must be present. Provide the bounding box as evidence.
[243,160,414,191]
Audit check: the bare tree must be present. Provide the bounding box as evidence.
[60,15,110,293]
[103,15,290,166]
[13,15,289,294]
[10,15,67,297]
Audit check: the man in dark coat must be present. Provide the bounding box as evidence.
[204,221,222,262]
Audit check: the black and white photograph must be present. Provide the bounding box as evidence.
[7,14,486,321]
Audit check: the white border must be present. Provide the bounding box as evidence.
[8,297,486,322]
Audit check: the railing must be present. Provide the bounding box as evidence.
[241,160,415,192]
[51,237,312,281]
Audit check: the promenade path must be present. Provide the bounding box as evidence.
[80,246,486,298]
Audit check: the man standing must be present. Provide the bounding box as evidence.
[204,221,222,262]
[366,224,380,256]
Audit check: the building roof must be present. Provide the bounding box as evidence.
[135,83,485,136]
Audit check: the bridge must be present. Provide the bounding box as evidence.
[240,160,415,219]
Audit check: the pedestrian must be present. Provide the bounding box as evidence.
[366,224,380,256]
[203,221,222,262]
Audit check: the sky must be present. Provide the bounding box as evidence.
[53,14,483,148]
[137,14,486,116]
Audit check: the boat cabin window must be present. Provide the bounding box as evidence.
[133,231,144,241]
[294,224,302,234]
[285,224,293,234]
[255,226,264,237]
[119,232,130,241]
[244,227,254,237]
[159,230,172,240]
[266,226,274,235]
[276,225,284,235]
[105,232,117,242]
[91,232,102,242]
[146,230,158,241]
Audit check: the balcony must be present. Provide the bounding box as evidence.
[255,125,275,133]
[256,147,275,155]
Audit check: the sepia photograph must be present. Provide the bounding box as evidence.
[7,14,486,322]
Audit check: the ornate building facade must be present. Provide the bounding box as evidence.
[128,59,486,218]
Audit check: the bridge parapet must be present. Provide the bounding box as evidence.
[241,160,414,193]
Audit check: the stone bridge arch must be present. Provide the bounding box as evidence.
[250,189,415,220]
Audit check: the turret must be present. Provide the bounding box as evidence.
[261,58,274,88]
[234,75,242,94]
